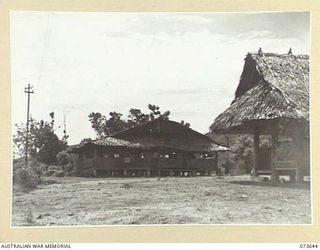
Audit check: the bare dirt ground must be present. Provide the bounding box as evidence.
[12,175,311,226]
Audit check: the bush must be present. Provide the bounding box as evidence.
[54,170,65,177]
[13,158,41,192]
[56,151,70,165]
[14,167,40,191]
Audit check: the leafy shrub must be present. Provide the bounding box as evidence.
[56,151,78,176]
[13,113,68,165]
[56,151,70,165]
[13,158,41,192]
[54,170,65,177]
[14,167,40,191]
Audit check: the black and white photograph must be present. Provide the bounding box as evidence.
[11,11,310,227]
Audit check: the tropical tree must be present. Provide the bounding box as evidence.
[230,135,254,173]
[180,120,191,128]
[13,112,68,164]
[88,112,128,138]
[88,104,174,139]
[127,108,150,127]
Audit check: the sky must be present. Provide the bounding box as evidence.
[10,11,310,145]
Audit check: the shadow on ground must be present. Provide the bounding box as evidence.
[230,180,310,190]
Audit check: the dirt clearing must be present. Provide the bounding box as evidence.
[12,175,311,226]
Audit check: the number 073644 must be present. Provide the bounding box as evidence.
[300,244,318,248]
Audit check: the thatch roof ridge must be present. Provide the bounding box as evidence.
[211,51,309,134]
[249,52,309,59]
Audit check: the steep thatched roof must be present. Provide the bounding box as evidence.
[211,52,309,134]
[70,137,145,152]
[113,118,229,152]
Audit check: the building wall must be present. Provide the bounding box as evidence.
[76,146,218,176]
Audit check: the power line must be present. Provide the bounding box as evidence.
[37,13,53,85]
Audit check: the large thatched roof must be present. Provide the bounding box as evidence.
[113,118,229,153]
[210,52,309,134]
[71,119,229,153]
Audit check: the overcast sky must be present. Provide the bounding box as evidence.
[11,11,310,145]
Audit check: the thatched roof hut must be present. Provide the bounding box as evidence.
[69,119,228,177]
[211,52,309,135]
[210,50,309,182]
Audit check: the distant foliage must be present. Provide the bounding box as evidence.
[88,112,128,139]
[13,112,68,164]
[147,104,170,120]
[127,109,150,127]
[208,133,275,174]
[56,151,70,165]
[208,133,254,173]
[230,135,254,172]
[80,137,93,144]
[56,150,77,176]
[88,104,177,139]
[180,120,191,128]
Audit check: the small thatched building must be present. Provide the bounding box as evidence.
[210,50,310,182]
[71,118,228,177]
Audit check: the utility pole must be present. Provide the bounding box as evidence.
[63,111,67,139]
[24,84,34,167]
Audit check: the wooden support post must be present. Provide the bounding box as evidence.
[215,152,219,169]
[215,152,220,175]
[93,146,97,176]
[225,136,230,174]
[253,129,260,176]
[123,169,127,177]
[147,170,151,177]
[289,172,296,183]
[293,128,305,183]
[296,169,303,182]
[271,131,279,183]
